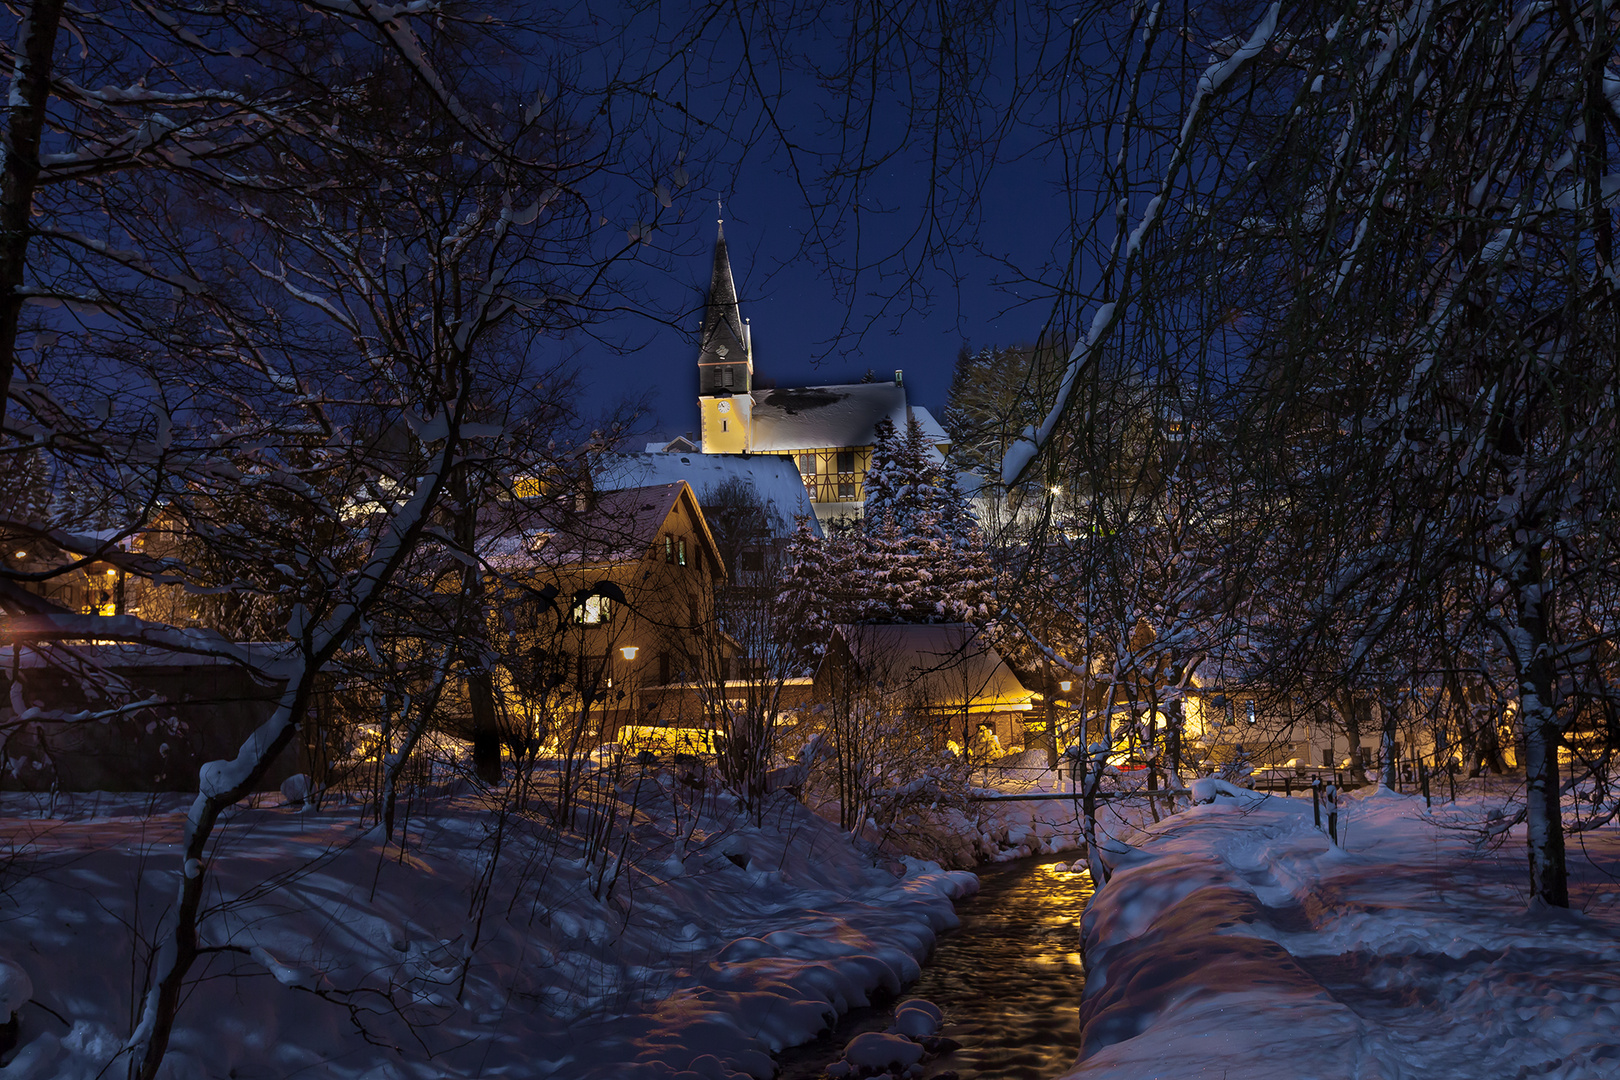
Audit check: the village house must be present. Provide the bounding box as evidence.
[815,624,1036,757]
[680,219,951,529]
[481,480,737,756]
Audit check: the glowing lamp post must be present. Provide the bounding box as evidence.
[620,646,639,660]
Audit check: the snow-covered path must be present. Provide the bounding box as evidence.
[1069,787,1620,1080]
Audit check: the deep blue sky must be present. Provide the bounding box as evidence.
[567,175,1063,445]
[556,7,1083,446]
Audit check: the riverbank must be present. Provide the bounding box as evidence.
[0,784,976,1080]
[1066,785,1620,1079]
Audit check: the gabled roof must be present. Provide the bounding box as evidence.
[828,623,1032,711]
[483,482,723,577]
[644,435,700,454]
[593,452,822,538]
[747,382,950,458]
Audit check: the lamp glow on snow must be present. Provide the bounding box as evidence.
[620,646,639,660]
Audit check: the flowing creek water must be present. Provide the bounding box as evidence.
[776,856,1095,1080]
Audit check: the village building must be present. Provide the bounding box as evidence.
[815,623,1036,756]
[481,480,737,755]
[670,220,951,529]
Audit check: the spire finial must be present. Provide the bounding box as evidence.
[717,197,724,227]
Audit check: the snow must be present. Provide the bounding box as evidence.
[746,383,939,457]
[843,1030,923,1070]
[0,780,977,1079]
[1065,784,1620,1079]
[0,956,32,1017]
[594,452,821,537]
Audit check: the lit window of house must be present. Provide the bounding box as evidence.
[677,537,687,566]
[573,595,613,624]
[664,535,674,563]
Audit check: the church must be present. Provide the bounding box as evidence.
[656,220,951,529]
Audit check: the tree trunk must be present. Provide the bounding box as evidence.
[1337,690,1365,783]
[0,0,66,436]
[1510,541,1569,907]
[453,469,502,785]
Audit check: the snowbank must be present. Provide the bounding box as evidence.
[1066,787,1620,1079]
[0,780,976,1080]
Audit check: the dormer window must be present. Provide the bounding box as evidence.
[677,537,688,566]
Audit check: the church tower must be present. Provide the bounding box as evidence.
[697,217,753,454]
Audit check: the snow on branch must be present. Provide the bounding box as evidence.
[1001,3,1281,488]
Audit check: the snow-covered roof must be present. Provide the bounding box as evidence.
[484,482,720,573]
[910,406,950,453]
[831,624,1032,710]
[749,382,947,456]
[594,452,821,538]
[643,435,700,454]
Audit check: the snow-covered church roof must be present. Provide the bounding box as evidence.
[594,452,822,537]
[748,382,949,457]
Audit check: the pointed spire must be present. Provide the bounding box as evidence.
[698,216,749,393]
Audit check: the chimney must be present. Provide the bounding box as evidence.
[894,369,903,387]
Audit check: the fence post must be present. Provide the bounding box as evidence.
[1419,760,1430,808]
[1326,783,1339,845]
[1312,776,1322,830]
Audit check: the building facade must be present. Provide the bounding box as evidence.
[690,222,950,528]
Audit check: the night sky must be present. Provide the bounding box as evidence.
[564,103,1071,444]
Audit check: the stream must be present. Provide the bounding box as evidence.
[776,855,1095,1080]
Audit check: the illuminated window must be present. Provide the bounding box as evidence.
[573,595,613,624]
[664,535,674,563]
[1246,700,1257,724]
[677,537,687,566]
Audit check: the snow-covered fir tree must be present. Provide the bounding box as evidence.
[777,416,997,659]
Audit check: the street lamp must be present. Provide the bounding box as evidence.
[620,646,639,660]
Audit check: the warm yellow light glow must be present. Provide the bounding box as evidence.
[1050,485,1062,495]
[1059,680,1072,692]
[620,646,640,660]
[105,568,117,576]
[13,551,24,558]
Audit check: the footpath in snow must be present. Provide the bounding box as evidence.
[1067,784,1620,1080]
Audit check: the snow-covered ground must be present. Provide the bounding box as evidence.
[1068,783,1620,1080]
[0,771,981,1080]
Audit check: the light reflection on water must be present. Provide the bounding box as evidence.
[776,856,1094,1080]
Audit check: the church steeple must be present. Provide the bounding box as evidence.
[697,213,754,454]
[698,217,752,395]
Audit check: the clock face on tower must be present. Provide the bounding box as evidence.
[717,400,731,413]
